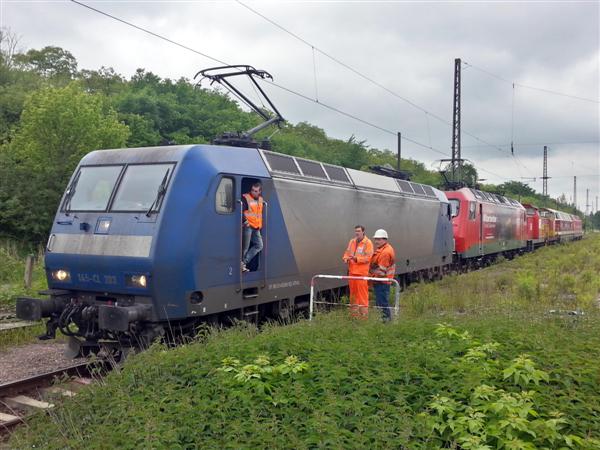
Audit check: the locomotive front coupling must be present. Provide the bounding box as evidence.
[98,304,152,332]
[16,293,153,340]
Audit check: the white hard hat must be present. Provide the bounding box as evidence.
[373,229,388,239]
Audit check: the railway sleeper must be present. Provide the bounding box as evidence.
[4,395,54,411]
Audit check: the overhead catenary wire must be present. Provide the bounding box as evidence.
[69,0,228,66]
[69,0,449,157]
[234,0,533,164]
[235,0,552,183]
[462,61,600,104]
[463,141,600,148]
[70,0,515,182]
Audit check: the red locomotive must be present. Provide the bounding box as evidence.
[446,188,527,263]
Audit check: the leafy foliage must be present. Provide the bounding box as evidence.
[419,325,577,449]
[0,84,129,240]
[216,354,309,405]
[13,46,78,80]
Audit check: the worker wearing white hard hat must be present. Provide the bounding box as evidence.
[373,229,388,239]
[369,229,396,321]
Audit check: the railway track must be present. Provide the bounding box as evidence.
[0,360,109,439]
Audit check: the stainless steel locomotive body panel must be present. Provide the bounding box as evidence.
[273,176,450,278]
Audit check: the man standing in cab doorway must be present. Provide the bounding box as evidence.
[241,182,264,273]
[342,225,373,317]
[370,229,396,321]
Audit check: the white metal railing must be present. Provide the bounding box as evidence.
[309,274,401,321]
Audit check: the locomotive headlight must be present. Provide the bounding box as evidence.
[137,275,147,288]
[52,269,71,282]
[127,274,148,288]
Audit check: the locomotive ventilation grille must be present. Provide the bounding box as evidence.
[260,149,438,200]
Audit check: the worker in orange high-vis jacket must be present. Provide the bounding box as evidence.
[342,225,373,317]
[369,229,396,321]
[241,182,264,273]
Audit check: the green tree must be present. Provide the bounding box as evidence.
[79,66,125,96]
[495,181,536,197]
[0,83,129,241]
[0,28,43,144]
[13,46,77,80]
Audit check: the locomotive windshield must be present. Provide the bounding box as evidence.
[449,199,460,218]
[111,163,174,212]
[63,165,123,212]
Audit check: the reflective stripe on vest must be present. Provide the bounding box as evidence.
[383,263,396,278]
[243,193,263,229]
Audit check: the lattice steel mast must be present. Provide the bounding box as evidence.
[451,58,462,184]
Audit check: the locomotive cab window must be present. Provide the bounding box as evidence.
[468,201,477,220]
[215,177,235,214]
[62,165,123,212]
[112,163,175,212]
[449,199,460,218]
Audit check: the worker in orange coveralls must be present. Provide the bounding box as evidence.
[342,225,373,317]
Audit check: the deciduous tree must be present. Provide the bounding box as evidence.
[0,83,129,240]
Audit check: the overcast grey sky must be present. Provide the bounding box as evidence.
[2,0,599,211]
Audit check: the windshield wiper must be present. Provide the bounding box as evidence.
[145,169,171,217]
[63,171,82,216]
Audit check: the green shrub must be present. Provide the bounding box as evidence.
[516,272,538,302]
[419,325,594,449]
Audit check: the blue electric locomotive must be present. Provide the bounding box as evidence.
[16,66,455,355]
[16,143,454,355]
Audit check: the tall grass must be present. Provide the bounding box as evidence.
[0,240,47,347]
[0,239,46,307]
[402,235,600,319]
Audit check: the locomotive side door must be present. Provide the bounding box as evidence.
[208,175,270,298]
[239,177,271,296]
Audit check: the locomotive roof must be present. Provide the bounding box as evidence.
[542,207,575,221]
[80,145,195,165]
[78,144,446,202]
[447,188,523,209]
[259,149,446,202]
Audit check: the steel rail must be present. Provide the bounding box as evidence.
[0,360,109,436]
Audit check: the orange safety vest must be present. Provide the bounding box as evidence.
[370,242,396,283]
[343,237,373,276]
[243,193,264,229]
